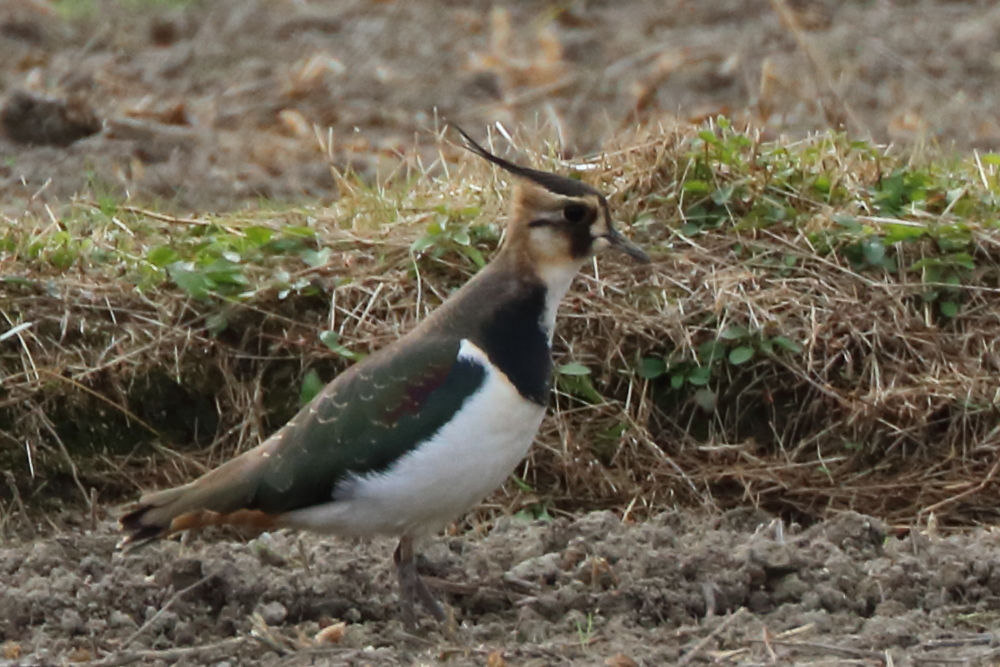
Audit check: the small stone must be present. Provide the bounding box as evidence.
[257,601,288,625]
[60,608,84,634]
[173,620,196,646]
[816,584,850,612]
[3,640,22,659]
[772,573,809,603]
[801,591,822,611]
[168,558,204,591]
[508,553,563,584]
[560,539,588,570]
[570,512,621,541]
[748,541,798,574]
[80,556,106,579]
[606,654,638,667]
[66,647,92,662]
[555,608,589,634]
[0,91,101,147]
[874,599,909,617]
[515,605,549,643]
[110,610,136,628]
[85,617,108,634]
[315,621,346,644]
[747,589,772,613]
[144,608,178,635]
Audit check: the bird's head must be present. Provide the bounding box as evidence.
[453,126,650,269]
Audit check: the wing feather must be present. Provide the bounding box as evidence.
[118,335,487,543]
[248,336,486,513]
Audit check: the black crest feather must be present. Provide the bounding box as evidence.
[450,124,600,199]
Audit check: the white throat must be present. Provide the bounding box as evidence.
[538,259,586,343]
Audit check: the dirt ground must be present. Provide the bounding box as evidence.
[3,510,1000,666]
[5,1,1000,664]
[3,0,1000,212]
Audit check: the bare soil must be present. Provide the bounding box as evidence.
[4,510,1000,666]
[3,0,1000,211]
[4,1,1000,664]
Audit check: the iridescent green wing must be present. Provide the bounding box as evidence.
[246,336,486,514]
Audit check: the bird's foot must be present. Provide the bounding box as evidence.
[394,536,448,631]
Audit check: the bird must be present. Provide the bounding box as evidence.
[119,126,650,630]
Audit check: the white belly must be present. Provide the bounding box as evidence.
[283,340,546,538]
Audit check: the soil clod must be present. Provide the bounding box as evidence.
[0,91,101,147]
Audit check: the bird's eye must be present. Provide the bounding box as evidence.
[563,203,588,224]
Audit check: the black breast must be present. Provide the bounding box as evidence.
[429,259,554,406]
[472,283,551,405]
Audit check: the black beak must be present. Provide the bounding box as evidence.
[604,228,650,263]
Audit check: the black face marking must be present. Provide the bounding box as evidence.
[566,223,595,260]
[451,123,602,198]
[527,202,599,259]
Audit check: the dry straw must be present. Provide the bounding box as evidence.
[1,121,998,531]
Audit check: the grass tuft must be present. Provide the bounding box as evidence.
[1,119,999,529]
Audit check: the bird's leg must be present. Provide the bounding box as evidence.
[394,536,446,630]
[414,571,447,624]
[393,537,419,630]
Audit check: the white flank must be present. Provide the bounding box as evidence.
[283,340,546,538]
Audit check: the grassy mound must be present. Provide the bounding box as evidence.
[2,121,998,530]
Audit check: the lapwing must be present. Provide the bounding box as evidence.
[119,126,650,629]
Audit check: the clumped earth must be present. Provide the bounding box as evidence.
[2,510,1000,666]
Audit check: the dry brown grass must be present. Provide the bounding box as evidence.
[1,120,999,532]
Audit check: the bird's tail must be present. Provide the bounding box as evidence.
[118,447,278,550]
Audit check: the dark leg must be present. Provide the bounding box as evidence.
[393,537,419,630]
[394,536,446,630]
